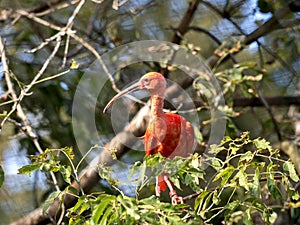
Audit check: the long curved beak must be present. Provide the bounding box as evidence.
[103,81,141,113]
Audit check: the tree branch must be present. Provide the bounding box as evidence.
[172,0,202,44]
[207,2,296,68]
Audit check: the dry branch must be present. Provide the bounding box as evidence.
[172,0,202,44]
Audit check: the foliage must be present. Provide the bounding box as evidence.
[18,133,300,224]
[18,147,74,184]
[67,194,200,225]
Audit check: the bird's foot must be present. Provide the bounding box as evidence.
[169,190,183,205]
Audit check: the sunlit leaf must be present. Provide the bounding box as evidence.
[0,111,7,118]
[65,185,79,196]
[253,138,272,151]
[193,127,203,144]
[92,195,115,224]
[243,74,263,81]
[18,163,42,175]
[236,169,249,191]
[292,192,300,201]
[242,208,253,225]
[239,151,253,165]
[69,195,90,217]
[63,147,74,160]
[211,158,222,171]
[212,191,220,205]
[99,205,113,225]
[194,190,210,212]
[171,177,181,189]
[208,144,226,154]
[283,161,299,182]
[213,165,235,186]
[249,167,262,198]
[266,163,282,199]
[60,165,72,184]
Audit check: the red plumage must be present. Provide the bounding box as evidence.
[144,113,194,191]
[104,72,195,204]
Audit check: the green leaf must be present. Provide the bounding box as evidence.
[249,167,262,198]
[224,201,241,221]
[69,195,90,217]
[213,165,235,186]
[193,127,203,144]
[92,195,115,224]
[60,165,72,184]
[0,165,4,188]
[43,191,61,214]
[283,161,300,182]
[225,200,240,211]
[212,191,220,205]
[236,169,249,191]
[118,195,140,220]
[107,208,118,224]
[99,205,113,225]
[63,147,74,160]
[194,190,210,212]
[245,198,267,213]
[239,151,253,165]
[195,191,213,217]
[221,136,232,144]
[171,177,181,189]
[242,208,253,225]
[208,144,226,154]
[253,138,272,151]
[266,163,282,199]
[0,111,7,118]
[211,158,222,171]
[18,163,42,175]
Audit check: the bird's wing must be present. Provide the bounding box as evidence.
[144,127,160,156]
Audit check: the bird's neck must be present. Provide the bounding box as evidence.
[150,95,164,117]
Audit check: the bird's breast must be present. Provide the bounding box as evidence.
[144,113,194,158]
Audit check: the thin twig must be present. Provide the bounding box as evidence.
[16,8,120,94]
[0,36,61,193]
[61,33,70,68]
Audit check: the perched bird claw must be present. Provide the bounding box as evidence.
[169,190,183,205]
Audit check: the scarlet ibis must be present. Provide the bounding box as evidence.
[103,72,194,204]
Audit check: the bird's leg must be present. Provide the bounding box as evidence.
[155,176,161,197]
[163,175,183,205]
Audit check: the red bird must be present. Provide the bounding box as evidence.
[104,72,194,204]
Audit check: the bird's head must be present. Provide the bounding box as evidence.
[140,72,166,95]
[103,72,166,113]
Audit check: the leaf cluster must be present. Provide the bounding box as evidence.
[67,194,200,225]
[18,147,74,184]
[16,134,300,224]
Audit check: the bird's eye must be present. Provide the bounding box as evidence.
[144,78,149,83]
